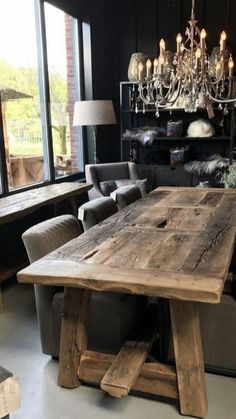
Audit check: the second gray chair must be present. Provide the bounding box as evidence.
[85,161,147,200]
[110,184,142,210]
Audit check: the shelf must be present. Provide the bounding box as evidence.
[0,256,28,283]
[123,108,228,114]
[122,136,231,142]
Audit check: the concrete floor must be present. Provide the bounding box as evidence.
[0,282,236,419]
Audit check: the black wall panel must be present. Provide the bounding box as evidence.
[51,0,236,163]
[136,0,158,57]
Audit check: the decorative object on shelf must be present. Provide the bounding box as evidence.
[128,53,149,82]
[167,120,183,137]
[187,119,215,137]
[170,146,190,165]
[196,181,210,188]
[220,163,236,188]
[123,127,166,146]
[184,153,229,175]
[73,100,117,164]
[132,0,236,116]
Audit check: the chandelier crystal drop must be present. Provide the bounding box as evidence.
[136,0,236,116]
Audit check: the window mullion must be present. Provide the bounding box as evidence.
[0,99,9,195]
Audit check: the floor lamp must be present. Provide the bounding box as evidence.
[73,100,117,164]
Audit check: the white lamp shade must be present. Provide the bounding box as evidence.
[73,100,117,126]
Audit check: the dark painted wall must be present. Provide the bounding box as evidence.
[49,0,236,163]
[78,0,236,163]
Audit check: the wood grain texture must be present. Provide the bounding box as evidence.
[170,300,208,418]
[18,187,236,304]
[101,333,156,398]
[78,351,178,399]
[0,182,92,225]
[58,287,91,389]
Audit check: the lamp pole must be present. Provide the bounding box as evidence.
[92,125,98,164]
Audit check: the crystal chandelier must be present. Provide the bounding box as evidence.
[137,0,236,117]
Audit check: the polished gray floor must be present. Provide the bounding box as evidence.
[0,282,236,419]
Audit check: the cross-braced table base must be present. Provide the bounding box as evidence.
[58,287,207,418]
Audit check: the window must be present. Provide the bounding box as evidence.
[0,0,86,195]
[45,2,83,178]
[0,0,48,190]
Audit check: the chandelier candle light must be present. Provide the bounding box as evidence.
[135,0,236,117]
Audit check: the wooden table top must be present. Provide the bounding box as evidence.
[0,182,92,225]
[18,187,236,304]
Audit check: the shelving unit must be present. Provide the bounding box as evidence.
[120,82,236,188]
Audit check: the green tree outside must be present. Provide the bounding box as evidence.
[0,59,69,156]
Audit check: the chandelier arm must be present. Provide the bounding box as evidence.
[206,84,236,103]
[157,81,182,108]
[206,77,234,101]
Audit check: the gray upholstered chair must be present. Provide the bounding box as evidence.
[110,184,142,210]
[22,214,146,358]
[22,215,80,357]
[78,197,118,231]
[85,161,148,200]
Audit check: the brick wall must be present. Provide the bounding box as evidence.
[65,14,80,173]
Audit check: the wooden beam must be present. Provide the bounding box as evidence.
[78,350,178,400]
[100,332,156,398]
[170,300,208,418]
[58,287,91,389]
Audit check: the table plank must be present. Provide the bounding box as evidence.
[101,333,156,398]
[17,259,224,303]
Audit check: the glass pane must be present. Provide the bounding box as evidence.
[0,0,49,190]
[45,3,82,178]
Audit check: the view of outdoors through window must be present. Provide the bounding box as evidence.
[0,0,47,190]
[0,0,82,191]
[45,2,81,178]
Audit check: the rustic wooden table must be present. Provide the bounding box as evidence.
[0,182,92,311]
[17,187,236,418]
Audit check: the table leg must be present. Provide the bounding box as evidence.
[0,286,3,313]
[58,287,91,389]
[69,197,77,217]
[170,300,207,418]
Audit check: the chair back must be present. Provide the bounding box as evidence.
[22,214,81,263]
[78,197,118,231]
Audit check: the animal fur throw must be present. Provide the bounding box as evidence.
[123,127,166,146]
[187,119,215,137]
[184,154,229,175]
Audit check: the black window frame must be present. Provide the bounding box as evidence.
[0,0,89,197]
